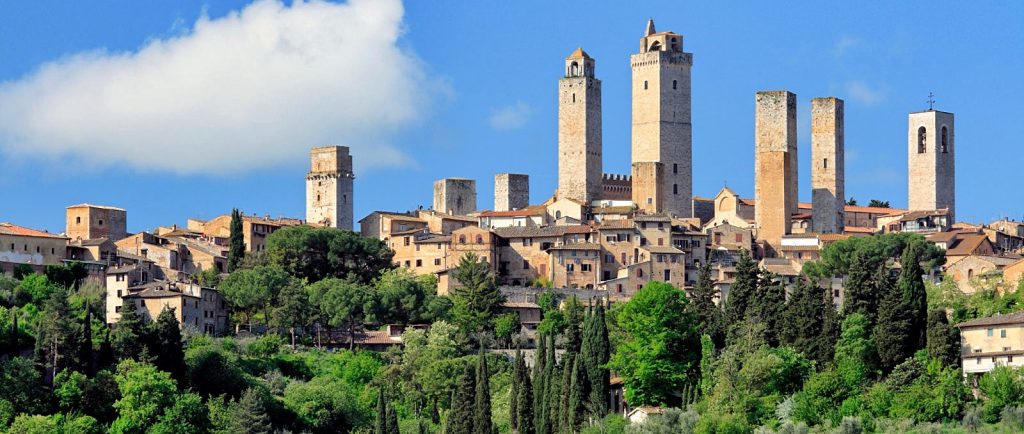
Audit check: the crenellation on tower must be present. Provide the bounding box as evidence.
[908,109,955,221]
[306,145,354,230]
[494,173,529,212]
[630,19,693,217]
[558,48,603,205]
[811,97,845,234]
[754,90,797,249]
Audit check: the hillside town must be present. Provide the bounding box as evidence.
[2,14,1024,434]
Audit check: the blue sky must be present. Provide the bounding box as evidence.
[1,1,1022,234]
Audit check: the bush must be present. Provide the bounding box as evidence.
[838,416,863,434]
[246,334,285,357]
[1001,405,1024,430]
[962,406,983,432]
[582,414,627,434]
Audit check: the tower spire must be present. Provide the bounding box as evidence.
[645,18,656,36]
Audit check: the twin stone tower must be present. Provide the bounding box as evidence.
[559,19,694,217]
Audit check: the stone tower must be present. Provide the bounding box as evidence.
[908,109,955,221]
[306,146,354,230]
[754,91,798,249]
[811,97,845,234]
[558,48,602,205]
[433,178,477,215]
[494,173,529,211]
[630,19,693,217]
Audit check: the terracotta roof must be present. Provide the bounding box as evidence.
[493,226,568,238]
[107,265,136,274]
[0,222,68,239]
[641,245,684,255]
[548,243,602,251]
[598,220,635,230]
[337,330,402,346]
[844,226,877,234]
[819,234,851,242]
[437,214,478,222]
[500,301,541,309]
[927,231,961,243]
[791,213,812,219]
[957,311,1024,328]
[946,234,991,256]
[899,209,950,222]
[564,225,595,234]
[66,203,125,211]
[634,214,671,222]
[592,206,634,215]
[566,47,591,59]
[480,207,545,218]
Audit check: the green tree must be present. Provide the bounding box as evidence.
[867,199,891,208]
[979,366,1024,422]
[111,297,147,361]
[44,261,88,290]
[875,265,915,373]
[227,208,246,272]
[110,360,178,434]
[272,279,311,348]
[899,242,929,350]
[0,357,48,415]
[219,265,292,332]
[34,288,81,379]
[374,268,449,325]
[375,387,387,434]
[265,225,394,284]
[476,347,493,434]
[80,302,94,375]
[690,261,724,346]
[926,309,960,367]
[835,313,877,388]
[581,303,610,419]
[385,398,399,434]
[283,375,367,434]
[609,282,700,406]
[567,354,589,432]
[150,392,211,434]
[495,313,521,349]
[532,334,548,434]
[450,253,504,333]
[310,278,376,349]
[448,363,477,434]
[749,273,786,346]
[150,307,185,381]
[724,250,758,328]
[781,277,833,365]
[227,388,273,434]
[563,296,584,354]
[515,353,535,434]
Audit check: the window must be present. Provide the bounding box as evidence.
[115,306,121,313]
[36,246,39,253]
[404,237,410,246]
[404,260,411,267]
[434,258,442,266]
[735,233,743,242]
[657,238,664,246]
[459,235,466,244]
[621,252,627,263]
[673,184,678,194]
[636,268,643,277]
[523,260,530,269]
[917,127,927,153]
[643,80,648,90]
[117,290,123,297]
[523,238,532,247]
[988,328,994,337]
[941,126,949,153]
[98,219,104,226]
[1002,329,1007,338]
[672,79,677,90]
[567,264,575,272]
[414,259,422,267]
[580,264,591,272]
[977,358,982,365]
[76,216,81,224]
[664,269,671,281]
[657,255,664,263]
[824,158,828,169]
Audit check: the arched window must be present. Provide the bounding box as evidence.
[643,81,648,90]
[941,126,949,153]
[475,235,483,244]
[459,235,466,244]
[569,61,579,76]
[636,268,643,277]
[968,269,974,279]
[672,80,677,90]
[917,127,927,153]
[76,216,81,224]
[649,41,661,51]
[556,210,562,219]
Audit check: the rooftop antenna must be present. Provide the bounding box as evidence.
[927,92,936,111]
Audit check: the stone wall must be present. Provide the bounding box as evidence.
[306,145,354,230]
[811,97,845,234]
[433,178,477,215]
[66,205,127,242]
[494,173,529,212]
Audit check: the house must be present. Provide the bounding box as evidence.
[958,312,1024,384]
[109,279,229,335]
[1005,259,1024,289]
[0,222,69,274]
[189,213,301,253]
[945,255,1020,294]
[879,209,951,234]
[627,407,665,424]
[479,206,546,229]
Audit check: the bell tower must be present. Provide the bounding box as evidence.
[631,19,693,217]
[558,48,602,205]
[306,146,354,230]
[908,106,955,221]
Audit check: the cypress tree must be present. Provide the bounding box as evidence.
[111,297,147,361]
[781,277,830,364]
[511,347,523,432]
[582,304,609,419]
[725,250,758,327]
[532,335,547,434]
[449,363,477,434]
[35,288,80,380]
[558,353,573,432]
[567,354,588,432]
[229,388,273,434]
[690,262,724,346]
[540,335,556,434]
[927,309,961,367]
[750,273,786,346]
[875,264,913,373]
[227,208,245,272]
[564,296,584,354]
[386,400,400,434]
[10,308,19,355]
[898,243,929,350]
[843,251,880,325]
[375,387,387,434]
[516,357,535,434]
[476,347,493,434]
[80,303,94,375]
[151,307,185,381]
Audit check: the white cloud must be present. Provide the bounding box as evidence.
[489,102,533,130]
[0,0,437,174]
[844,80,886,106]
[832,35,859,59]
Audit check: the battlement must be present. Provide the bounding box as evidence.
[629,51,692,69]
[601,173,632,201]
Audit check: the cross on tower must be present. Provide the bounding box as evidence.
[927,92,936,110]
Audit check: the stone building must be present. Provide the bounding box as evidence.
[754,91,798,251]
[811,97,845,234]
[631,19,693,218]
[908,109,955,221]
[631,161,664,214]
[958,312,1024,383]
[433,178,477,215]
[190,213,300,253]
[306,145,355,230]
[0,222,69,273]
[494,173,529,212]
[66,204,127,242]
[558,48,603,205]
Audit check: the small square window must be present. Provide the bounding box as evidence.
[1002,330,1007,338]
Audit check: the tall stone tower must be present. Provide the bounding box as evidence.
[630,19,693,217]
[558,48,602,205]
[811,97,845,234]
[494,173,529,211]
[908,109,955,220]
[433,178,477,215]
[306,146,354,230]
[754,91,798,249]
